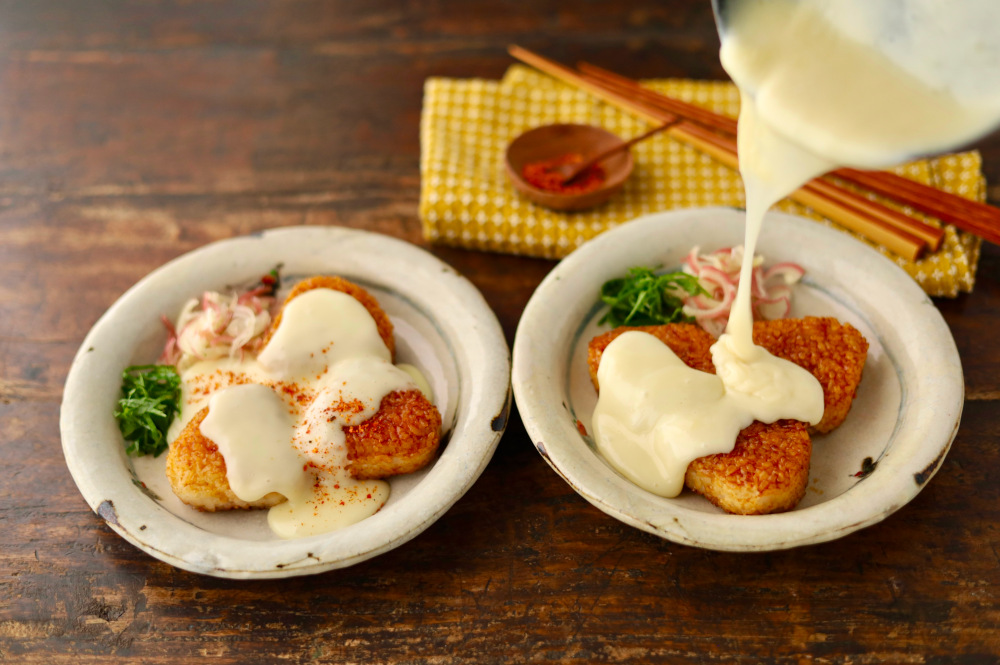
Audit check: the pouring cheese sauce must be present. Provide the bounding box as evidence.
[593,0,1000,497]
[167,288,431,538]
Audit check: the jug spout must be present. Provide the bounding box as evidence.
[713,0,1000,168]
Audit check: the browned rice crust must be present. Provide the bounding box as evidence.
[166,277,440,511]
[586,317,867,514]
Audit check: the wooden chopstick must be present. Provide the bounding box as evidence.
[835,167,1000,240]
[673,122,927,260]
[508,45,671,126]
[676,122,942,252]
[577,59,1000,247]
[806,180,943,251]
[579,62,739,135]
[508,45,932,258]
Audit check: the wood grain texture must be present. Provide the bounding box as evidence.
[1,1,999,663]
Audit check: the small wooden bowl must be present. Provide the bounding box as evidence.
[505,123,634,211]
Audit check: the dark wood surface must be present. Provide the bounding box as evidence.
[3,2,999,663]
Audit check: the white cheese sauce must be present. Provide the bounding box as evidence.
[720,0,1000,169]
[169,288,430,538]
[594,0,999,497]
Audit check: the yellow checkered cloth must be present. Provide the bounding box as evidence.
[420,66,984,297]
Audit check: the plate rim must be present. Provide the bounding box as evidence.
[511,206,964,551]
[60,225,511,578]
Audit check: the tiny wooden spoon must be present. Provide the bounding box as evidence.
[554,121,675,185]
[505,124,639,211]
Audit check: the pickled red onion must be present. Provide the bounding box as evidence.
[159,285,275,368]
[681,245,804,337]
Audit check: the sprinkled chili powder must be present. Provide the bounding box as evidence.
[522,153,606,194]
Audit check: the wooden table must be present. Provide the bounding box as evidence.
[3,2,998,662]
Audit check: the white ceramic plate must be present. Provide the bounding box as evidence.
[61,226,510,578]
[512,207,963,551]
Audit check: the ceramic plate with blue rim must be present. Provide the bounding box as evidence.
[512,207,963,551]
[61,226,511,578]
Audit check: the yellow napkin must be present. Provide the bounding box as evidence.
[419,65,984,297]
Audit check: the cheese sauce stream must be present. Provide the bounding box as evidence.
[719,0,1000,168]
[170,288,430,538]
[593,0,1000,497]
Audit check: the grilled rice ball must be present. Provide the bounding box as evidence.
[685,420,811,515]
[165,407,285,512]
[165,276,441,511]
[263,275,395,359]
[587,317,867,433]
[752,316,868,433]
[586,317,866,514]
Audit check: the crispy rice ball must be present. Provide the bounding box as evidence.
[587,318,867,433]
[165,407,285,512]
[587,323,716,391]
[345,389,442,480]
[166,276,441,511]
[685,420,812,515]
[586,317,867,514]
[264,275,395,359]
[752,317,868,433]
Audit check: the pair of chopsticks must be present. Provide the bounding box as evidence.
[509,45,1000,260]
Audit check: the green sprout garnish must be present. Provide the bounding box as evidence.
[114,364,181,457]
[599,267,705,328]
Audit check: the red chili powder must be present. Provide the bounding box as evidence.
[521,153,605,194]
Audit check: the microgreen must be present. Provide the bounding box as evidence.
[114,364,181,457]
[598,266,705,328]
